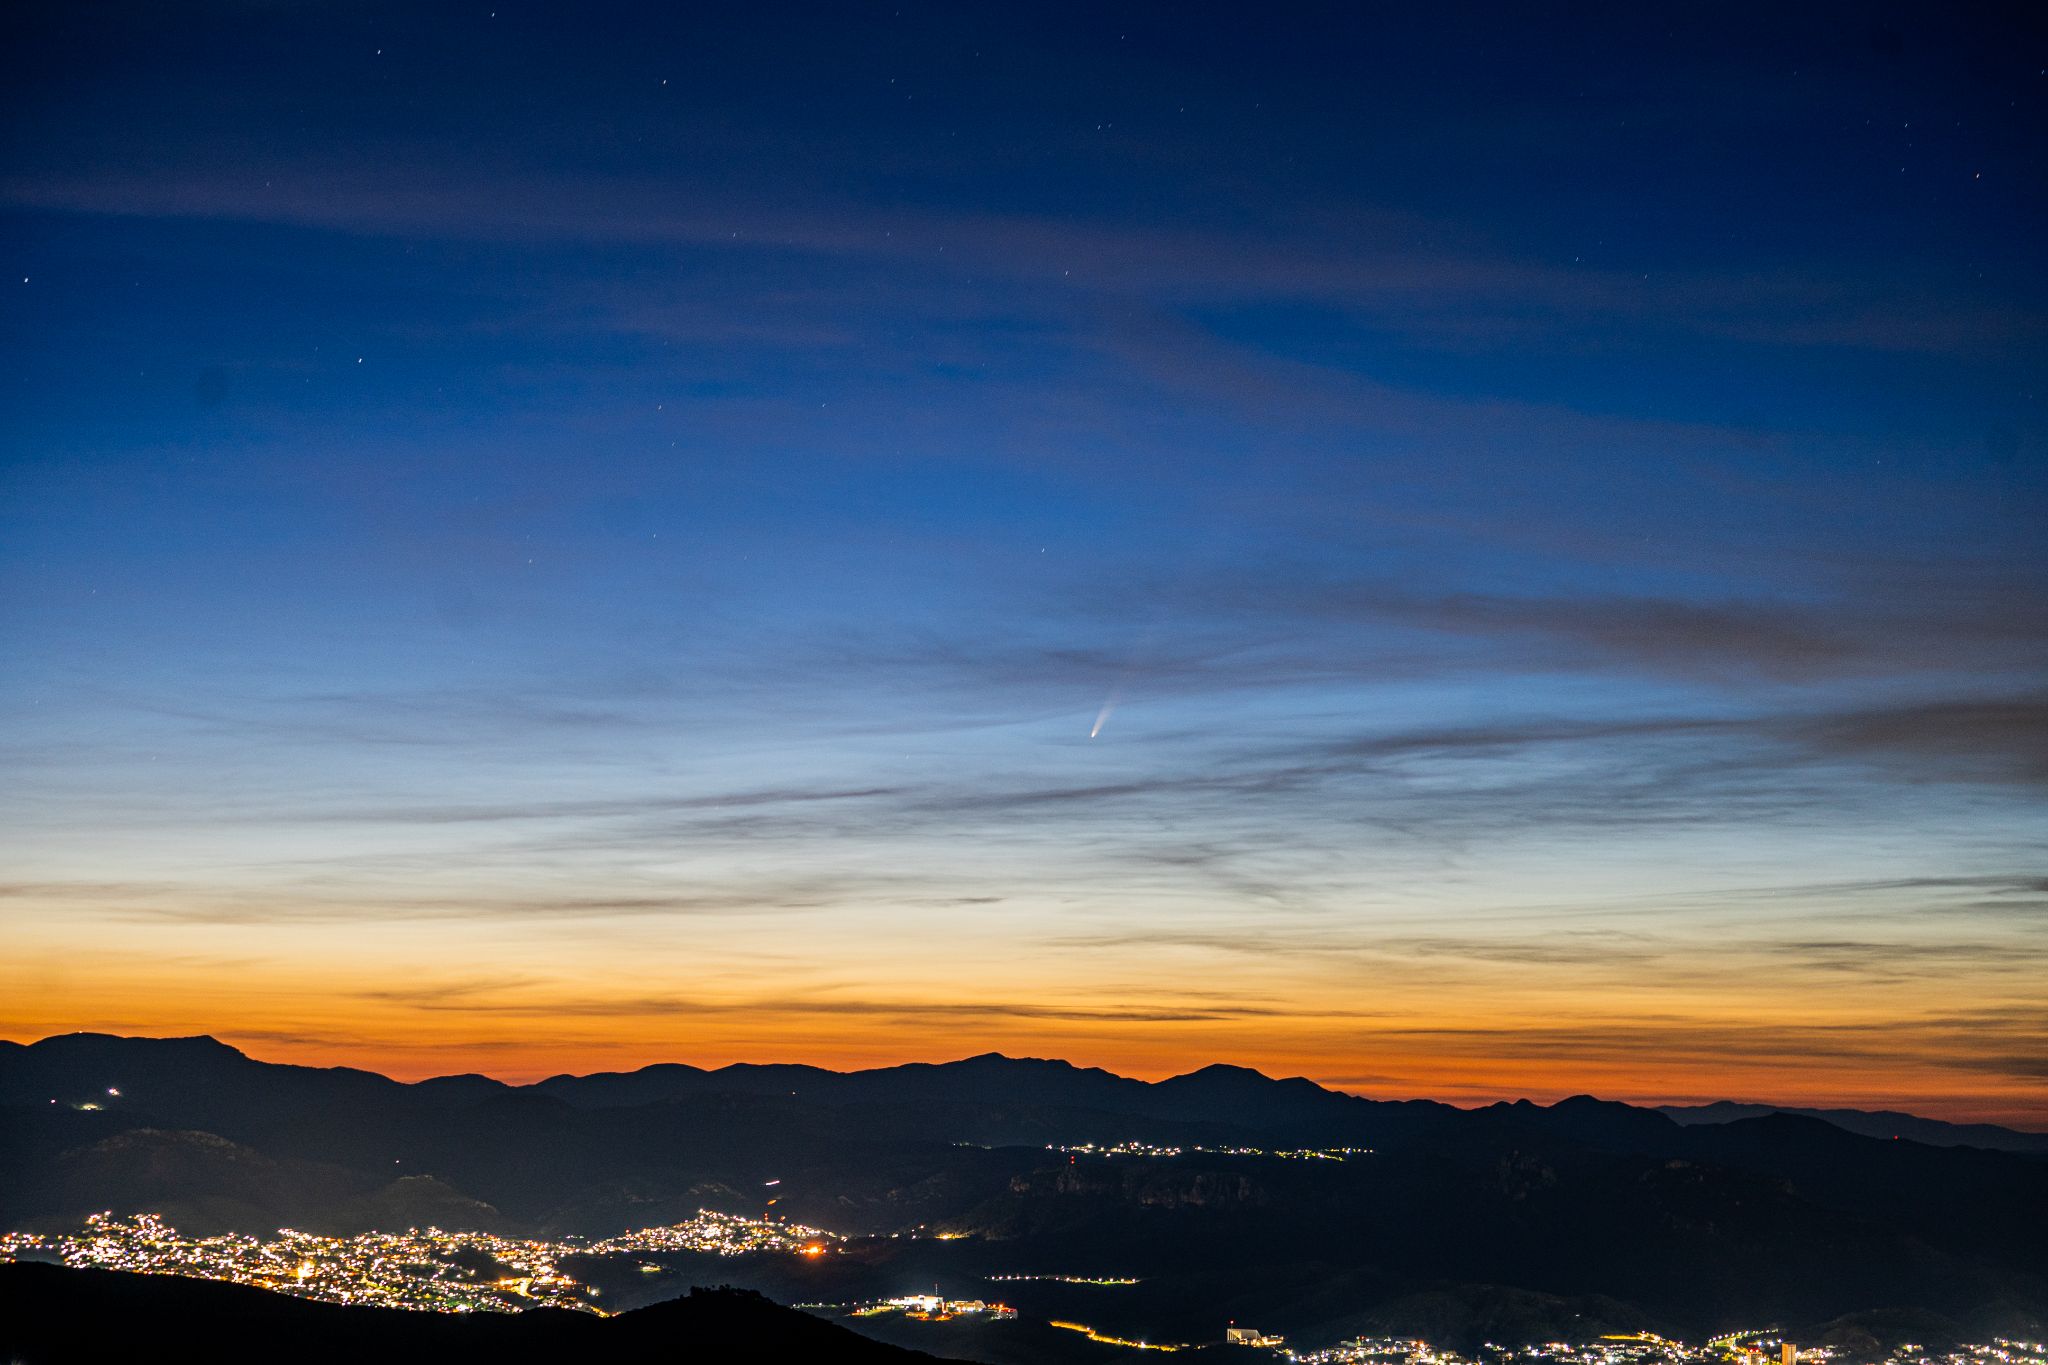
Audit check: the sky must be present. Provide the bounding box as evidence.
[2,1,2044,1124]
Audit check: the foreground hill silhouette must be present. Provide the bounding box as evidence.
[0,1261,958,1365]
[2,1034,2044,1349]
[0,1268,950,1358]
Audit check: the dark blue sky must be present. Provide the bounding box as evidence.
[2,1,2044,1117]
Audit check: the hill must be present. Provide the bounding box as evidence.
[0,1260,958,1365]
[1657,1101,2048,1154]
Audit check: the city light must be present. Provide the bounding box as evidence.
[1049,1141,1372,1161]
[7,1216,2043,1365]
[0,1208,845,1316]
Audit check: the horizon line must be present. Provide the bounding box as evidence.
[9,1029,2044,1137]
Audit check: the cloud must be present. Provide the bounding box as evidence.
[349,987,1306,1026]
[1786,695,2048,786]
[1362,1007,2048,1085]
[1174,565,2048,687]
[101,884,874,926]
[1374,593,1867,681]
[222,1030,548,1057]
[309,785,907,826]
[1760,938,2048,978]
[0,880,188,901]
[8,162,2036,362]
[1050,873,2048,997]
[1720,873,2048,901]
[1325,693,2048,790]
[13,685,2036,941]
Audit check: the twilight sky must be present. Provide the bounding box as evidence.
[2,1,2044,1123]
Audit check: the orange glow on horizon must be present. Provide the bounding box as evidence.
[3,983,2040,1130]
[5,877,2041,1130]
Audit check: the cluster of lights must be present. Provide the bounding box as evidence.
[5,1213,595,1313]
[1295,1338,1479,1365]
[1299,1336,1784,1365]
[1049,1141,1371,1161]
[1050,1318,1183,1351]
[1293,1337,2048,1365]
[1882,1344,2048,1365]
[986,1272,1140,1285]
[9,1216,2041,1365]
[1211,1145,1371,1161]
[587,1208,840,1259]
[800,1292,1017,1323]
[0,1207,847,1316]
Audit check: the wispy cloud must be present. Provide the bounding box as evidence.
[1362,1008,2048,1085]
[350,987,1308,1026]
[9,167,2036,362]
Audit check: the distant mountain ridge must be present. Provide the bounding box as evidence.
[5,1032,2037,1151]
[1657,1100,2048,1153]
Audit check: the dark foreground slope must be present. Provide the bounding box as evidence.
[0,1261,957,1365]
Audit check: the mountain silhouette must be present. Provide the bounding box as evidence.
[3,1032,2044,1349]
[0,1260,958,1364]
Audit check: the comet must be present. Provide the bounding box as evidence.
[1091,634,1156,738]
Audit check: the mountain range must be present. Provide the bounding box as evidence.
[2,1033,2043,1356]
[1655,1101,2048,1153]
